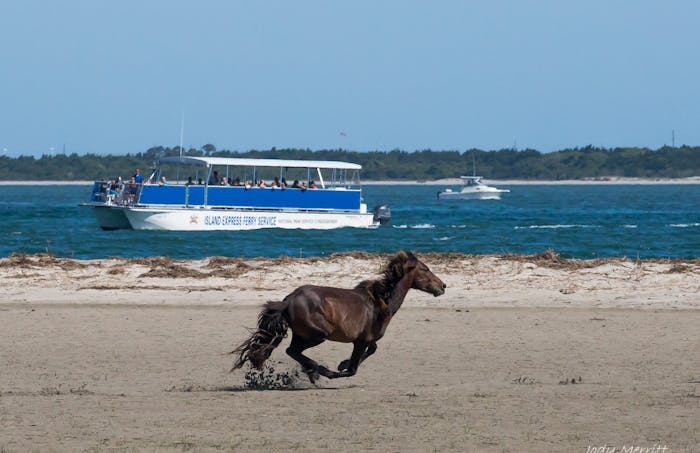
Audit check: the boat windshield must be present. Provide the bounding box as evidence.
[461,177,483,187]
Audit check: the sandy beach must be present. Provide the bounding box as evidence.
[1,252,699,451]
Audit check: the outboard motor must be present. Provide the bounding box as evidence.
[372,204,391,226]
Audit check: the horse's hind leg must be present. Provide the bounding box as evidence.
[286,333,340,383]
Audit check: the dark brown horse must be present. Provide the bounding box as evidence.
[232,251,446,383]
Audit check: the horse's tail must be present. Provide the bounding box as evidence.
[231,300,289,371]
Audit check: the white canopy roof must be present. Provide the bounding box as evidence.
[159,156,361,170]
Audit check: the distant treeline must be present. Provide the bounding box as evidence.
[1,145,699,180]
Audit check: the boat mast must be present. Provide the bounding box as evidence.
[177,110,185,183]
[179,111,184,157]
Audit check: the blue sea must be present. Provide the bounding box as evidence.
[1,183,698,260]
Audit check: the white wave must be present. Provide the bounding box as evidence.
[514,224,598,230]
[393,223,435,229]
[670,223,700,228]
[434,236,454,241]
[449,224,467,228]
[622,224,638,228]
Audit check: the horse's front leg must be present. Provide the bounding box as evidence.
[332,341,371,377]
[338,341,376,372]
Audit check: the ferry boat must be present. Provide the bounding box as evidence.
[82,156,390,230]
[437,176,510,200]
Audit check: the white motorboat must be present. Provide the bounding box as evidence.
[437,176,510,200]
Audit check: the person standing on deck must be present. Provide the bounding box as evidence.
[133,168,144,184]
[209,171,220,185]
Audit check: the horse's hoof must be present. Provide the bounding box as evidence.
[304,368,320,384]
[337,360,350,371]
[317,365,342,379]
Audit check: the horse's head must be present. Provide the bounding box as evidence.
[392,251,446,297]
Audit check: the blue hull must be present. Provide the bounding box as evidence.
[137,185,362,211]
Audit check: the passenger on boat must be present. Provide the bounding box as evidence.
[281,178,288,188]
[258,179,267,188]
[309,181,318,190]
[198,178,203,185]
[98,181,110,196]
[159,176,168,186]
[271,176,280,187]
[133,168,144,184]
[209,171,220,185]
[220,176,228,186]
[123,177,138,204]
[232,177,241,186]
[185,176,194,186]
[109,178,122,196]
[291,180,301,189]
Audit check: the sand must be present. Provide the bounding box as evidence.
[1,252,699,452]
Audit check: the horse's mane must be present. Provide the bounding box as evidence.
[354,251,415,305]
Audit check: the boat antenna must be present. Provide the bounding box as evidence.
[179,110,185,158]
[177,110,184,182]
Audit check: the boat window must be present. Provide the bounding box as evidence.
[151,158,363,191]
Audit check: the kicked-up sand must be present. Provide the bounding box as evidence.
[1,252,699,452]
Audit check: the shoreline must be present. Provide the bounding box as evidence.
[365,176,700,185]
[2,176,700,185]
[2,252,698,310]
[3,250,698,262]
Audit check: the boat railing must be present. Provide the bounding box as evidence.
[89,181,142,207]
[119,183,142,206]
[90,178,362,211]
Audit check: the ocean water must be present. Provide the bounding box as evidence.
[0,183,699,260]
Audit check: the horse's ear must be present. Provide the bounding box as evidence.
[400,251,418,271]
[397,250,417,262]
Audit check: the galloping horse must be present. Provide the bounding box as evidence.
[232,251,446,383]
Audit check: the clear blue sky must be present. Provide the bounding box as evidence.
[1,1,698,157]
